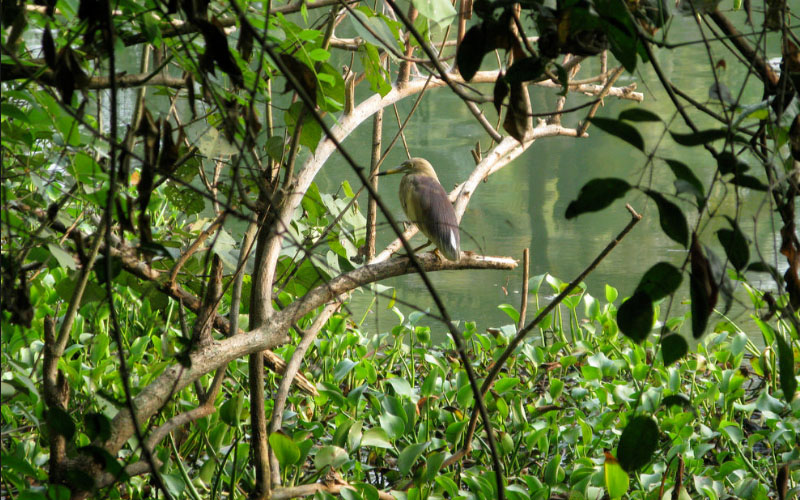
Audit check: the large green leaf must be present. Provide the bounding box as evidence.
[636,262,682,301]
[661,334,688,366]
[604,455,629,499]
[398,441,430,476]
[314,445,348,471]
[617,416,659,471]
[646,190,688,247]
[361,428,393,449]
[775,332,797,403]
[616,291,653,343]
[664,158,705,208]
[46,407,75,440]
[565,178,631,219]
[717,216,749,271]
[269,432,301,466]
[589,117,645,152]
[410,0,457,29]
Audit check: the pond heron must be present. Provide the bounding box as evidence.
[379,158,461,261]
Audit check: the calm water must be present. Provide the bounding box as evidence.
[319,9,787,343]
[96,7,785,343]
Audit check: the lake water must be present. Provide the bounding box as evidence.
[318,8,787,344]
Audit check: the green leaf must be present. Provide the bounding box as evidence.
[670,129,730,146]
[47,243,77,270]
[359,44,392,97]
[94,256,122,284]
[565,178,630,219]
[361,428,393,449]
[410,0,457,29]
[717,217,749,271]
[435,476,459,498]
[349,8,400,58]
[445,419,467,445]
[1,452,43,480]
[456,25,486,81]
[497,303,520,323]
[494,377,519,394]
[661,334,688,366]
[616,291,653,343]
[308,48,330,62]
[314,445,348,470]
[618,108,662,122]
[398,441,430,476]
[636,262,682,300]
[664,159,705,207]
[84,412,111,442]
[424,451,447,482]
[716,151,748,175]
[746,261,778,276]
[617,416,659,471]
[269,432,301,466]
[333,359,357,382]
[660,394,696,415]
[604,456,629,499]
[46,407,75,440]
[379,412,405,439]
[220,393,244,427]
[645,190,688,247]
[544,455,563,485]
[588,117,645,152]
[504,56,544,85]
[386,378,413,398]
[775,332,797,403]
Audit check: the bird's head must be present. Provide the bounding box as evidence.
[378,157,439,181]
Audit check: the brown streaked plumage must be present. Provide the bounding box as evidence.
[379,158,461,261]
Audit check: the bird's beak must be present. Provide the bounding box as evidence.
[377,166,405,176]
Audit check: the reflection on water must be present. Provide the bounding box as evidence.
[322,11,784,345]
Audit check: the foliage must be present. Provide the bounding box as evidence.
[3,272,798,499]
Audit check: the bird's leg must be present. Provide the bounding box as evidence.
[397,241,432,259]
[416,240,447,262]
[413,241,432,254]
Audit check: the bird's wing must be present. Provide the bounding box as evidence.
[406,176,460,259]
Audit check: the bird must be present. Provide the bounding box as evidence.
[378,157,461,261]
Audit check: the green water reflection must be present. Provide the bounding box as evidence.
[319,11,784,343]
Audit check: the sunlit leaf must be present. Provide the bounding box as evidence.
[314,445,348,471]
[497,303,520,323]
[269,432,301,466]
[604,453,629,499]
[410,0,456,29]
[361,428,393,449]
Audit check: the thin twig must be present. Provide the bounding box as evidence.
[518,248,529,330]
